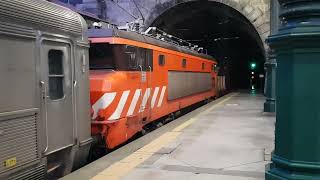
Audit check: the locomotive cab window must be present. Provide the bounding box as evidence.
[48,50,64,100]
[89,43,116,70]
[89,43,139,71]
[158,55,165,66]
[202,62,205,70]
[89,44,152,71]
[182,59,187,68]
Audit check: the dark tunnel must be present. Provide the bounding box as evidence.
[150,1,266,91]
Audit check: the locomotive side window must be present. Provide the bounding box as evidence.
[137,48,153,71]
[212,77,215,88]
[125,45,138,70]
[202,62,205,70]
[48,50,64,100]
[213,64,218,72]
[138,48,146,70]
[182,59,187,68]
[146,49,153,71]
[158,55,165,66]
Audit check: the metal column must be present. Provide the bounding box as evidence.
[266,0,320,179]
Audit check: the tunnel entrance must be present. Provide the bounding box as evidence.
[150,1,265,91]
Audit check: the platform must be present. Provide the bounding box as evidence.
[62,92,275,180]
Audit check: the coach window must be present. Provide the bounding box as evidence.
[125,45,138,70]
[182,59,187,68]
[158,55,165,66]
[48,50,64,100]
[202,62,205,70]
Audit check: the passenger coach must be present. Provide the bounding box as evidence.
[0,0,91,179]
[88,28,217,152]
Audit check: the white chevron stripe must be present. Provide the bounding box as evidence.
[151,87,160,109]
[92,92,116,119]
[127,89,141,116]
[109,90,130,120]
[157,86,166,107]
[139,88,151,112]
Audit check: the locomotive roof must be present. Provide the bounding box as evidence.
[0,0,87,37]
[88,28,215,61]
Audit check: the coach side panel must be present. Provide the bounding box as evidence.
[0,31,44,179]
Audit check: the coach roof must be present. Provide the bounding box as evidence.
[88,28,215,61]
[0,0,87,37]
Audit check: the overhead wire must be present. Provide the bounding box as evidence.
[110,0,138,20]
[131,0,145,22]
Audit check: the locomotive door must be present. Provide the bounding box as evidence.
[146,49,153,120]
[138,48,152,122]
[40,40,74,155]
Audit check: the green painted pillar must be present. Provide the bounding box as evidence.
[264,49,277,113]
[266,0,320,179]
[264,0,279,113]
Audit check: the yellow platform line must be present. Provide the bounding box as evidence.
[91,93,238,180]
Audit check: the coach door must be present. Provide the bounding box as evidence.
[40,40,74,155]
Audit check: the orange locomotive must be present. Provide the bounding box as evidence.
[88,28,217,151]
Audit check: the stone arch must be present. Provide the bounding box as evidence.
[143,0,269,49]
[139,0,269,90]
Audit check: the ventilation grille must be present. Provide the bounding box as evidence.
[0,0,82,35]
[0,114,39,174]
[0,21,35,36]
[168,71,212,100]
[8,164,46,180]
